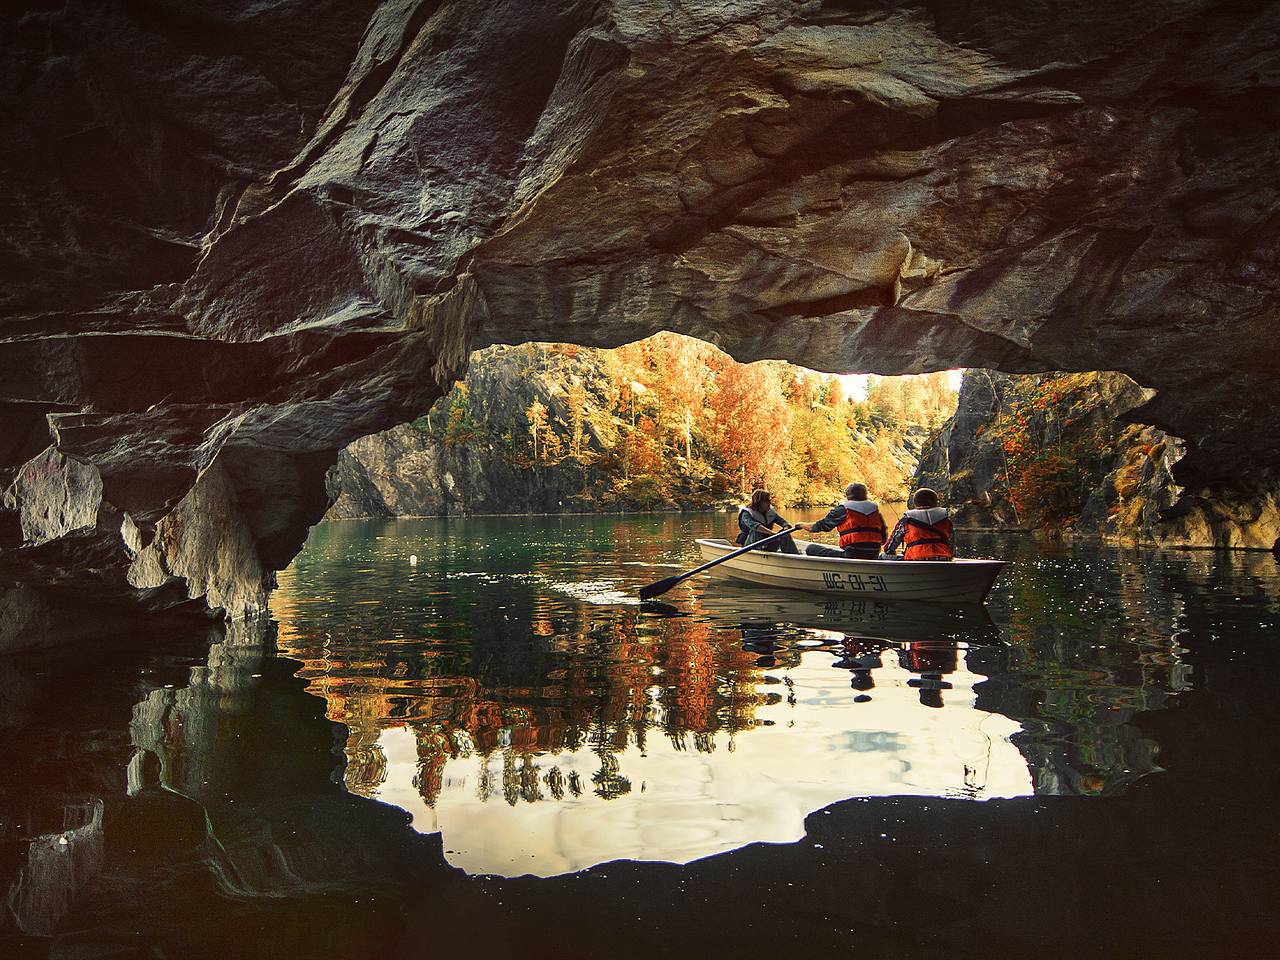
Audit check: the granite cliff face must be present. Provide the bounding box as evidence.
[326,345,613,518]
[4,1,1280,648]
[916,369,1280,549]
[915,370,1169,534]
[325,341,937,519]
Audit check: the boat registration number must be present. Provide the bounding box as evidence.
[822,571,887,592]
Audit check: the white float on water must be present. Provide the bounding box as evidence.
[409,554,418,565]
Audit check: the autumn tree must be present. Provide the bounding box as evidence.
[453,334,957,509]
[566,379,589,459]
[527,398,548,463]
[709,361,793,498]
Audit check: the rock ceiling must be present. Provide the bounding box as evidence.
[2,0,1278,644]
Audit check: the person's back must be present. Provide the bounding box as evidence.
[795,483,887,559]
[834,490,887,560]
[886,488,954,561]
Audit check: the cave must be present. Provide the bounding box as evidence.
[4,0,1280,654]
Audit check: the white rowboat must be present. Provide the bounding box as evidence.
[695,538,1005,604]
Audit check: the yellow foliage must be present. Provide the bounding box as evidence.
[483,333,957,508]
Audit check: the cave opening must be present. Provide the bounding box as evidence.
[0,305,1258,663]
[322,331,1185,554]
[326,332,964,522]
[5,2,1280,954]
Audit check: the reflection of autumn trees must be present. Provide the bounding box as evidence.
[274,517,1223,806]
[285,599,770,808]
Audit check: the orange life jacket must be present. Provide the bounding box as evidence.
[836,500,886,549]
[902,509,954,561]
[902,642,959,673]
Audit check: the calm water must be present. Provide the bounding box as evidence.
[4,511,1280,958]
[272,512,1191,878]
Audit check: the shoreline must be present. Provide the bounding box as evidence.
[317,511,1279,552]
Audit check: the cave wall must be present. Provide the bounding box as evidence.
[3,0,1280,647]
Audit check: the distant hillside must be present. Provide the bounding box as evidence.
[327,335,956,519]
[914,370,1181,542]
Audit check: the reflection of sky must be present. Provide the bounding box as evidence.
[370,648,1031,878]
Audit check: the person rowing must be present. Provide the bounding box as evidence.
[883,487,954,561]
[736,490,801,554]
[639,490,802,600]
[793,482,888,559]
[643,485,999,602]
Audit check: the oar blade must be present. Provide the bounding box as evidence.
[638,575,683,601]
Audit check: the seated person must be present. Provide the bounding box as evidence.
[883,487,954,561]
[736,490,800,554]
[794,482,887,559]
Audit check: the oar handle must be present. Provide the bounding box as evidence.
[679,525,797,580]
[639,525,797,600]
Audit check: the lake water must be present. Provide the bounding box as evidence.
[4,511,1279,958]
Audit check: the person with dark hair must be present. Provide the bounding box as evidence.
[884,487,954,560]
[793,482,888,559]
[736,490,800,554]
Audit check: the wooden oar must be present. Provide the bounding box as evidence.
[638,526,797,601]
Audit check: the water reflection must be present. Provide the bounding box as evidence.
[4,516,1279,957]
[369,641,1030,877]
[271,514,1196,877]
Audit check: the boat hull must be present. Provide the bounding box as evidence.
[696,539,1005,604]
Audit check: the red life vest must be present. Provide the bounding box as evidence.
[902,509,954,560]
[836,501,886,549]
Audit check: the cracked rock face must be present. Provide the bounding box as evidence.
[3,0,1279,648]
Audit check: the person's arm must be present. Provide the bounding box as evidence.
[884,517,907,554]
[799,504,844,533]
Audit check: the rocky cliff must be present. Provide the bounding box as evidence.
[916,369,1278,549]
[325,342,936,518]
[326,345,612,518]
[4,1,1280,648]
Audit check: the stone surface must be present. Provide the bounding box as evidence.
[327,344,612,518]
[4,0,1280,644]
[915,370,1167,530]
[914,370,1021,527]
[915,368,1280,548]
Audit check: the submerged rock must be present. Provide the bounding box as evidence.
[3,1,1280,641]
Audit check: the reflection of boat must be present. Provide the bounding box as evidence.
[696,585,1000,645]
[696,538,1004,603]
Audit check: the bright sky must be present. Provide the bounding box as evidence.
[835,369,965,401]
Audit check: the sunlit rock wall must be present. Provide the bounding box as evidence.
[918,370,1280,549]
[3,1,1279,643]
[326,344,613,518]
